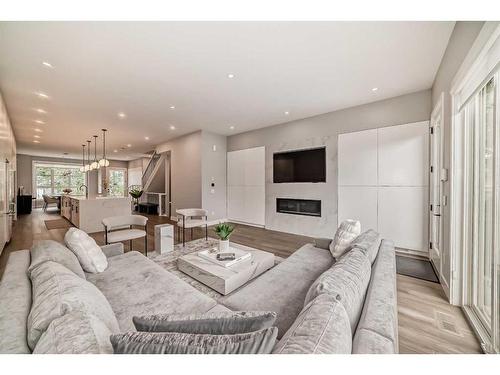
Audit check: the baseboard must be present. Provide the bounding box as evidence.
[395,247,429,260]
[227,219,265,228]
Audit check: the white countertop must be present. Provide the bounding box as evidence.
[63,195,130,201]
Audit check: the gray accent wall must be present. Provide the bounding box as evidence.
[156,131,203,216]
[228,89,432,237]
[201,131,227,221]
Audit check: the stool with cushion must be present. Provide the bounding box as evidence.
[102,215,148,256]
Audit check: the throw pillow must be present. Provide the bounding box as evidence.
[329,219,361,259]
[349,229,382,264]
[273,293,352,354]
[29,240,85,279]
[304,248,371,332]
[33,310,113,354]
[133,311,277,334]
[64,228,108,273]
[110,327,278,354]
[27,261,120,350]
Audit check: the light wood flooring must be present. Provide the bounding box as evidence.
[0,209,482,354]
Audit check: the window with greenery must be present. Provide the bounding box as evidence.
[107,168,127,197]
[34,163,86,198]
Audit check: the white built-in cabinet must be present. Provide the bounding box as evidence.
[338,121,429,254]
[227,146,265,226]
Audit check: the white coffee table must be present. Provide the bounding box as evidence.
[177,242,275,295]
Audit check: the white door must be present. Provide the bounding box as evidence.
[429,95,444,276]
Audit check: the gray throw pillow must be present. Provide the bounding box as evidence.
[110,327,278,354]
[273,293,352,354]
[304,248,371,332]
[33,310,113,354]
[133,311,277,334]
[349,229,381,264]
[29,240,86,279]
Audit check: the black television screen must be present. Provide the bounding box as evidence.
[273,147,326,183]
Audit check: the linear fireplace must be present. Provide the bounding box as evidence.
[276,198,321,217]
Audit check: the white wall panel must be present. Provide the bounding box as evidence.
[338,121,429,254]
[378,121,429,186]
[227,147,265,226]
[338,128,378,186]
[338,186,378,232]
[378,186,429,251]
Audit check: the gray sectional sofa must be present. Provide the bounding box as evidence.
[0,230,398,354]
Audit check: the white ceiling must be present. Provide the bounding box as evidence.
[0,21,454,160]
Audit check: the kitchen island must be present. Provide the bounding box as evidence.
[61,195,131,233]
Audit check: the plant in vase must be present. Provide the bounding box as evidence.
[214,223,234,252]
[128,187,143,211]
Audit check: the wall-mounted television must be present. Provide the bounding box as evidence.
[273,147,326,183]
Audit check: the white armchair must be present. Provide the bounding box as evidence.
[102,215,148,256]
[176,208,209,246]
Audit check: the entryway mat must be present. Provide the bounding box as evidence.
[44,219,73,230]
[396,255,439,283]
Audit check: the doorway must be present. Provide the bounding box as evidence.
[429,93,445,280]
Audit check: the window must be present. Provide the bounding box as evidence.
[33,163,86,198]
[106,168,127,197]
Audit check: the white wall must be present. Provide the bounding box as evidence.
[338,121,429,254]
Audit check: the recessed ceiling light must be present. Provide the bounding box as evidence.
[36,92,49,99]
[34,128,43,132]
[372,87,378,92]
[229,126,235,130]
[170,106,175,110]
[33,135,41,139]
[169,125,176,130]
[113,149,118,153]
[35,108,47,114]
[118,112,126,119]
[34,120,45,124]
[42,61,54,69]
[145,136,150,140]
[284,111,290,115]
[33,140,40,143]
[127,144,132,148]
[227,73,235,79]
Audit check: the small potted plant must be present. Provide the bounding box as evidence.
[128,187,144,211]
[214,223,234,252]
[62,188,72,195]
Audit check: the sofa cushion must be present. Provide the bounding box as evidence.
[133,311,277,335]
[220,244,334,338]
[273,293,352,354]
[29,240,85,279]
[304,248,371,332]
[27,261,120,350]
[64,228,108,273]
[33,310,113,354]
[349,229,381,264]
[85,251,218,331]
[329,219,361,259]
[110,327,278,354]
[353,239,398,354]
[0,250,32,354]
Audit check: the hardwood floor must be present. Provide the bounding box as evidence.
[0,209,482,354]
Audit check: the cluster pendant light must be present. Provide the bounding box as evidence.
[80,129,110,172]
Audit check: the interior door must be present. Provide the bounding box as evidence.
[429,96,444,276]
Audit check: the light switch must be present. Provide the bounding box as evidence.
[210,189,215,194]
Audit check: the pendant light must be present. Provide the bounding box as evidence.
[85,140,91,171]
[79,144,86,172]
[98,128,110,167]
[91,135,100,170]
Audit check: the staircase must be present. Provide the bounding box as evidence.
[141,151,166,205]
